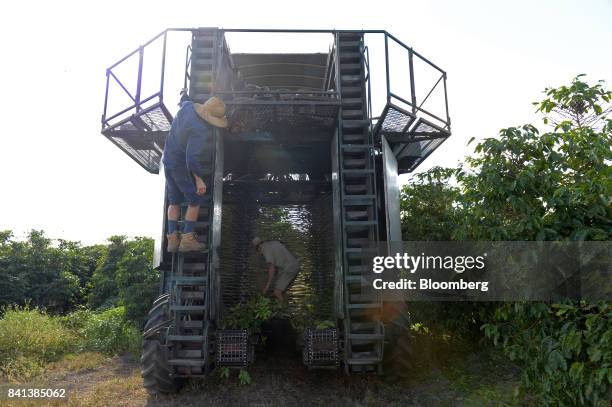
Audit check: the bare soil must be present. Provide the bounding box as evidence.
[2,346,529,407]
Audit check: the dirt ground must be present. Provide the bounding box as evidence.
[1,344,529,407]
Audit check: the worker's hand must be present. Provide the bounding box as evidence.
[195,177,206,195]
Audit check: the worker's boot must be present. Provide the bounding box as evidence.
[166,233,180,253]
[179,232,207,252]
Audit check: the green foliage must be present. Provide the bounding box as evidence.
[0,306,141,381]
[400,166,461,241]
[222,296,278,332]
[72,306,141,356]
[238,369,252,385]
[87,236,127,310]
[115,237,159,328]
[0,306,78,381]
[399,76,611,404]
[315,320,335,329]
[482,302,611,406]
[0,230,88,313]
[219,366,230,380]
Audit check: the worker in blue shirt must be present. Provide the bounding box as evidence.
[163,96,228,252]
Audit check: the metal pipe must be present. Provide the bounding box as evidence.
[412,48,445,74]
[408,48,416,114]
[160,31,168,101]
[102,70,110,128]
[104,92,161,123]
[107,29,167,70]
[215,90,335,95]
[135,46,144,112]
[418,73,443,109]
[443,72,451,128]
[384,34,390,102]
[389,92,448,126]
[109,70,135,102]
[334,32,341,99]
[184,45,192,91]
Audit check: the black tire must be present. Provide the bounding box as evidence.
[141,295,181,395]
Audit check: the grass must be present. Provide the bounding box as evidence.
[47,352,110,374]
[0,306,140,383]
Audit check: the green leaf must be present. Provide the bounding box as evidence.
[238,369,252,385]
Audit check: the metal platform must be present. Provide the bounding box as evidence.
[102,103,172,173]
[374,103,450,174]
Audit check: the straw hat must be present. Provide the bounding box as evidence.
[194,96,228,128]
[252,237,263,248]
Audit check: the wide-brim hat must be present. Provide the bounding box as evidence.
[252,237,263,248]
[194,96,228,129]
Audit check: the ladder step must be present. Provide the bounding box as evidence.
[341,64,362,73]
[167,335,205,342]
[346,275,368,285]
[342,86,362,95]
[347,237,373,246]
[170,305,207,312]
[349,334,384,340]
[344,185,368,194]
[346,357,381,365]
[180,291,205,300]
[343,134,366,143]
[342,109,364,118]
[191,49,213,58]
[345,247,378,254]
[341,75,362,83]
[342,120,369,129]
[348,303,380,309]
[340,52,361,61]
[173,276,208,285]
[345,210,369,220]
[343,194,376,202]
[342,144,370,149]
[180,321,204,329]
[351,322,377,331]
[343,158,367,168]
[343,169,374,175]
[342,97,363,106]
[347,265,370,274]
[167,359,207,367]
[339,41,361,48]
[182,263,207,271]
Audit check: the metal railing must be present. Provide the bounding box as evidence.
[102,30,169,129]
[101,28,450,133]
[383,33,450,130]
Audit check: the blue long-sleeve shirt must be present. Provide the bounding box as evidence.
[162,101,211,178]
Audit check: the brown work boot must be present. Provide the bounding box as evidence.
[179,232,207,252]
[167,233,180,253]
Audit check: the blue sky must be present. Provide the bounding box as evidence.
[0,0,610,244]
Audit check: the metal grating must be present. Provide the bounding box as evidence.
[102,104,171,174]
[218,196,335,322]
[227,100,339,135]
[138,107,173,132]
[216,329,252,367]
[303,328,339,367]
[378,105,416,133]
[410,117,450,138]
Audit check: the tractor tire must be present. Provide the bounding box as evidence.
[141,295,181,395]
